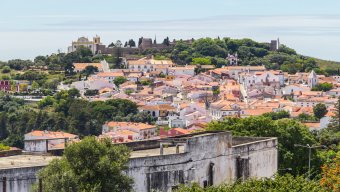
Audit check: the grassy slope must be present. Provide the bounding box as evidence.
[314,58,340,70]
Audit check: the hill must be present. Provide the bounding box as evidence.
[315,58,340,70]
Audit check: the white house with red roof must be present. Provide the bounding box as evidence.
[102,121,157,140]
[24,130,78,152]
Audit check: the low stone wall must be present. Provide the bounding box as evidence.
[0,149,22,157]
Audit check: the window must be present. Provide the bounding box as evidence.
[203,181,208,188]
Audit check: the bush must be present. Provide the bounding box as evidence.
[311,83,333,92]
[0,143,10,151]
[176,174,323,192]
[84,89,99,96]
[2,66,11,73]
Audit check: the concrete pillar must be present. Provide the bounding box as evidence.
[45,140,48,153]
[2,177,6,192]
[160,144,164,155]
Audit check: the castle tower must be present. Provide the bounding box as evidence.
[308,70,318,88]
[153,35,157,44]
[93,35,101,44]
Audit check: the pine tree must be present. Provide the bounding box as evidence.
[128,39,136,47]
[138,37,143,46]
[328,96,340,131]
[0,113,8,140]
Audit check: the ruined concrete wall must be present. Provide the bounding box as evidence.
[231,138,278,181]
[24,140,46,152]
[127,134,277,192]
[0,166,44,192]
[127,132,234,192]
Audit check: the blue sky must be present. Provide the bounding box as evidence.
[1,0,340,61]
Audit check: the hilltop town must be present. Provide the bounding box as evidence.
[0,36,339,192]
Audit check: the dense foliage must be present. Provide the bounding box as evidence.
[168,37,326,74]
[313,103,328,119]
[0,143,10,151]
[114,76,127,87]
[262,110,290,120]
[33,137,132,192]
[320,145,340,192]
[0,91,155,148]
[311,82,333,92]
[176,174,323,192]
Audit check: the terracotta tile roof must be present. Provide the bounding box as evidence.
[128,58,174,65]
[303,122,320,129]
[141,104,176,111]
[97,72,124,77]
[106,121,156,130]
[99,87,113,94]
[169,65,196,70]
[73,63,103,71]
[325,110,335,117]
[291,107,314,117]
[243,108,273,116]
[26,130,78,140]
[172,128,192,135]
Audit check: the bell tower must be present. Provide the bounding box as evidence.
[93,35,101,44]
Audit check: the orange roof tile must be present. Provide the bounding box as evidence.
[106,121,156,130]
[27,130,78,139]
[73,63,103,71]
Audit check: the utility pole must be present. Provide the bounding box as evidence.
[294,144,326,180]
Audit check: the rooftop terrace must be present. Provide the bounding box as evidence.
[0,155,57,170]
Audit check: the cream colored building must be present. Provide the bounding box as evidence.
[68,36,102,54]
[127,57,174,74]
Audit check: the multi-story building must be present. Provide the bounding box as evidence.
[127,57,174,73]
[24,130,79,152]
[68,36,102,54]
[102,121,157,140]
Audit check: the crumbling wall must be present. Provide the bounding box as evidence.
[0,166,43,192]
[232,138,278,180]
[127,132,234,192]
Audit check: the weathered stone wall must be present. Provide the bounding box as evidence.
[232,138,278,180]
[127,133,277,192]
[0,133,277,192]
[0,166,44,192]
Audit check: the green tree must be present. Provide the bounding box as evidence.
[263,111,290,120]
[206,116,318,176]
[114,76,127,87]
[311,83,333,92]
[7,59,34,70]
[1,66,11,73]
[163,37,170,46]
[34,137,133,192]
[128,39,136,47]
[192,57,212,65]
[313,103,328,119]
[84,89,99,96]
[82,65,99,78]
[38,96,56,108]
[31,81,40,91]
[328,96,340,132]
[67,88,81,99]
[320,146,340,192]
[0,113,8,140]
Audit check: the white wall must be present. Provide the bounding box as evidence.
[126,133,278,192]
